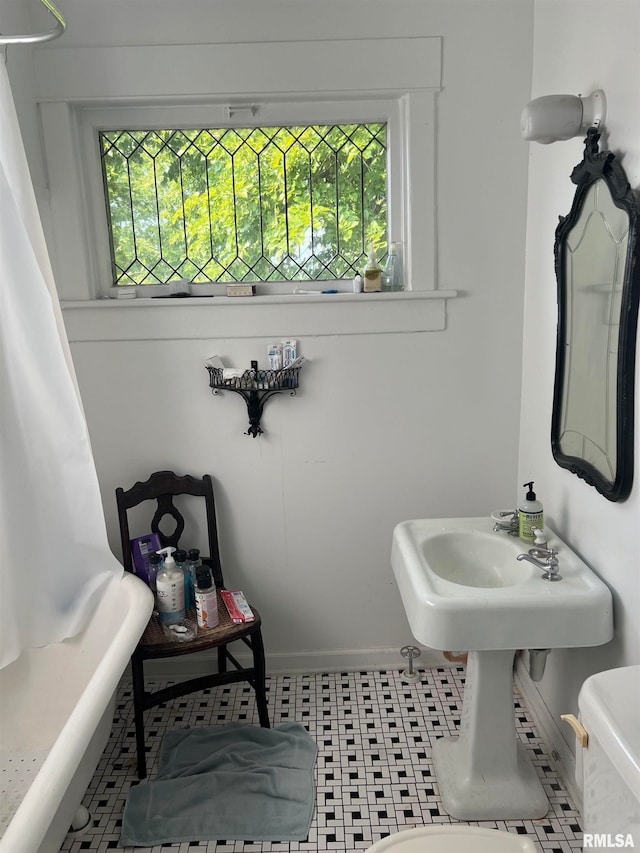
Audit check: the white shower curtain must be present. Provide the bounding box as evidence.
[0,57,122,669]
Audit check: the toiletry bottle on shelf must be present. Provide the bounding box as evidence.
[147,552,161,592]
[155,547,186,624]
[250,360,259,388]
[195,567,219,629]
[518,481,544,543]
[267,343,283,370]
[382,243,403,292]
[363,245,382,292]
[282,340,298,367]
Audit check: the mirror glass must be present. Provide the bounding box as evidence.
[552,131,640,501]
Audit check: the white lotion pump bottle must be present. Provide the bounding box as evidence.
[518,481,544,543]
[155,546,186,624]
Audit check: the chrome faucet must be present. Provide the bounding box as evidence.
[493,510,518,535]
[517,547,562,582]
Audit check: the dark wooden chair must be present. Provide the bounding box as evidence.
[115,470,269,778]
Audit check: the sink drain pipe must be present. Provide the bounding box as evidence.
[528,648,551,681]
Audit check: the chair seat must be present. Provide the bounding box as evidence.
[138,592,262,658]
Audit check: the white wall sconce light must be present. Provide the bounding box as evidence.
[521,90,606,144]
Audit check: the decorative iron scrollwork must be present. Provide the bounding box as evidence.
[206,363,301,437]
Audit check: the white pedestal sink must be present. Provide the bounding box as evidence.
[391,517,613,820]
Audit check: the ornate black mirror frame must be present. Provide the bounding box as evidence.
[552,129,640,501]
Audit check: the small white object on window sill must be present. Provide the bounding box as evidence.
[111,286,136,299]
[226,284,256,297]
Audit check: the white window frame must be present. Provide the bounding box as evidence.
[36,37,440,302]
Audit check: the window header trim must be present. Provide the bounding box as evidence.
[34,37,442,102]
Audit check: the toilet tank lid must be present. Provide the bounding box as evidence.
[579,665,640,798]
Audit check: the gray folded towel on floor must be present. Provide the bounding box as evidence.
[121,721,317,846]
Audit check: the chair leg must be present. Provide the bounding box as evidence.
[218,645,227,674]
[131,654,148,779]
[251,628,270,728]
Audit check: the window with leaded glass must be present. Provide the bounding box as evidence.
[99,123,387,286]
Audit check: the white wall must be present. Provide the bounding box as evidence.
[4,0,534,672]
[519,0,640,764]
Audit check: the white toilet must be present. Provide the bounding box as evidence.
[366,826,537,852]
[367,664,640,853]
[574,664,640,843]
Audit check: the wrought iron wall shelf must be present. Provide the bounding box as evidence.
[206,361,301,437]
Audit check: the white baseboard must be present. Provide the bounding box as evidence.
[136,645,451,681]
[514,656,583,815]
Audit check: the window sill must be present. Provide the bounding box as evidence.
[60,290,458,342]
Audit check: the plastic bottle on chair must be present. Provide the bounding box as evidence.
[147,552,161,592]
[155,547,186,624]
[174,549,192,609]
[195,567,219,629]
[187,549,202,609]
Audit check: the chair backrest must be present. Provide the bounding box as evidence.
[115,471,223,583]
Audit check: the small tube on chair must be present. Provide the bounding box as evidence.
[528,649,551,682]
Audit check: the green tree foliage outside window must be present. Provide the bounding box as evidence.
[99,123,387,286]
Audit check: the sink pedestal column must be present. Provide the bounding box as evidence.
[432,649,548,820]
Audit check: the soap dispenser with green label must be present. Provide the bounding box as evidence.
[518,481,544,543]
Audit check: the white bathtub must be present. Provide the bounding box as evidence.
[0,572,153,853]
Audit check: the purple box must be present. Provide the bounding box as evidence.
[130,533,162,586]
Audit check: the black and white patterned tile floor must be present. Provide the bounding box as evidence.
[59,667,583,853]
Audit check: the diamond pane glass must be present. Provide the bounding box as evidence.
[99,123,387,285]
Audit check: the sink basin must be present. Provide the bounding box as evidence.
[423,531,527,588]
[391,517,613,651]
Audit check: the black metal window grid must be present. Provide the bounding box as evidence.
[99,123,388,286]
